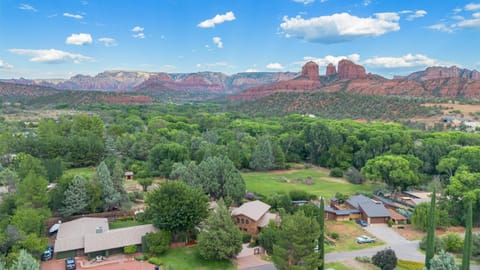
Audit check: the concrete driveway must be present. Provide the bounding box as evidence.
[363,223,424,262]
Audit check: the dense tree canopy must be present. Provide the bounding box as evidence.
[145,181,209,235]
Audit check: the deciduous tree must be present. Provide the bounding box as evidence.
[10,249,40,270]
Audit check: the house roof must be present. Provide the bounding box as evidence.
[359,202,390,218]
[125,172,134,176]
[54,218,109,253]
[387,208,407,221]
[346,194,372,208]
[231,200,270,221]
[258,212,278,228]
[84,224,157,253]
[324,205,359,216]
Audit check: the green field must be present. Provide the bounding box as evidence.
[64,167,97,178]
[242,168,374,199]
[158,246,235,270]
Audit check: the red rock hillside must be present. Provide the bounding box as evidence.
[231,60,480,101]
[230,62,323,100]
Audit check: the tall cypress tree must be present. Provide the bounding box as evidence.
[318,197,325,270]
[425,188,436,270]
[462,201,473,270]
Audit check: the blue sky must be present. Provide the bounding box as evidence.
[0,0,479,79]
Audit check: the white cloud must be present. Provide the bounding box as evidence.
[364,54,450,68]
[266,63,284,70]
[428,23,454,33]
[197,11,236,28]
[407,10,427,21]
[302,54,361,66]
[63,13,83,19]
[131,26,144,32]
[133,33,145,39]
[465,3,480,11]
[245,68,259,72]
[9,49,93,64]
[280,12,400,43]
[19,4,37,12]
[98,37,117,47]
[212,37,223,48]
[65,33,92,45]
[0,59,13,69]
[292,0,315,5]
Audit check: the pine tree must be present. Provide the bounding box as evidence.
[250,136,274,171]
[461,201,473,270]
[11,249,40,270]
[0,257,6,270]
[318,197,325,270]
[425,188,436,270]
[96,161,120,211]
[197,200,242,260]
[272,211,321,270]
[59,175,89,217]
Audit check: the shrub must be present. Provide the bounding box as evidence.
[330,232,340,240]
[420,235,445,253]
[134,255,145,261]
[148,257,163,266]
[355,256,371,263]
[124,245,137,254]
[289,190,316,201]
[329,168,344,178]
[344,167,366,184]
[143,231,172,256]
[242,232,251,243]
[442,233,463,252]
[372,248,397,270]
[387,219,393,227]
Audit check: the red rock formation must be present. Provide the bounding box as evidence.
[326,63,337,76]
[301,61,320,81]
[337,60,366,80]
[406,66,480,81]
[101,95,153,104]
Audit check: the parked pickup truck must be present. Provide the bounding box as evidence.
[356,235,376,244]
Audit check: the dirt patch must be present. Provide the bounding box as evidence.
[393,224,480,241]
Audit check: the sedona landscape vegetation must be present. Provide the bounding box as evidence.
[2,0,480,270]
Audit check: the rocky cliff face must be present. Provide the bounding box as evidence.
[337,60,366,80]
[326,63,337,76]
[405,66,480,81]
[301,61,320,80]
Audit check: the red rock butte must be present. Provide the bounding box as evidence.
[326,63,337,76]
[337,59,367,80]
[301,61,320,81]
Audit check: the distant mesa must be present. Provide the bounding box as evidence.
[405,66,480,81]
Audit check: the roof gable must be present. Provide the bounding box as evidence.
[231,200,271,221]
[359,202,390,218]
[346,194,372,209]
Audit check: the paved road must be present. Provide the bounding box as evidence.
[245,223,480,270]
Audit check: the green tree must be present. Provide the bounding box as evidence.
[272,211,321,270]
[15,172,49,209]
[430,250,459,270]
[257,221,278,255]
[250,136,274,171]
[59,175,89,217]
[145,181,208,237]
[96,162,120,211]
[318,198,325,270]
[198,200,242,260]
[138,178,153,192]
[425,188,437,270]
[10,249,39,270]
[361,155,421,190]
[372,248,397,270]
[0,258,5,270]
[12,154,46,181]
[436,157,458,178]
[11,207,50,236]
[148,142,189,177]
[41,158,64,182]
[411,202,449,231]
[462,201,473,270]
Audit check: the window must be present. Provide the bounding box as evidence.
[236,217,240,223]
[240,218,244,224]
[246,219,249,224]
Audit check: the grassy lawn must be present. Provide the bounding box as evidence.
[64,167,97,179]
[325,221,385,253]
[109,219,146,229]
[158,246,235,270]
[396,259,424,270]
[325,262,353,270]
[242,168,373,199]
